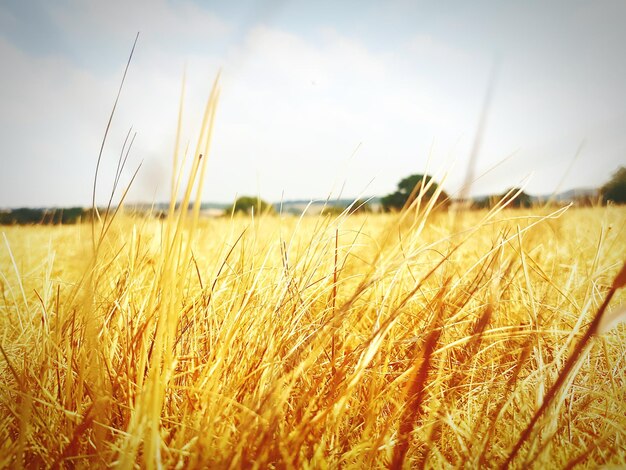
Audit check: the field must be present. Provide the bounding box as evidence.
[1,79,626,469]
[1,200,625,468]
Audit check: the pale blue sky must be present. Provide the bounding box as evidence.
[0,0,624,207]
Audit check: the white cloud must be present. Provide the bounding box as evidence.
[202,25,485,201]
[0,19,493,206]
[407,34,472,64]
[2,2,623,207]
[0,36,115,207]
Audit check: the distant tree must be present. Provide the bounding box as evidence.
[321,199,373,216]
[226,196,275,215]
[500,188,532,208]
[0,208,48,225]
[55,207,84,224]
[381,174,449,211]
[350,199,372,214]
[1,208,44,224]
[600,167,626,204]
[0,207,88,225]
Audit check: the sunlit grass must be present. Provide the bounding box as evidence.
[1,78,625,468]
[0,202,625,468]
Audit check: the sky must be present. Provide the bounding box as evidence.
[0,0,625,207]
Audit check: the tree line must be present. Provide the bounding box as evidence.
[0,207,99,225]
[2,167,624,224]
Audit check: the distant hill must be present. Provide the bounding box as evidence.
[126,202,230,212]
[0,189,603,225]
[468,187,598,206]
[273,197,381,215]
[543,187,598,202]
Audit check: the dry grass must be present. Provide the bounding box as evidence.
[1,202,625,469]
[1,83,626,468]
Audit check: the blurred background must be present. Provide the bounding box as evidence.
[0,0,624,208]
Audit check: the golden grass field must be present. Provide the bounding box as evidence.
[0,202,625,469]
[1,85,626,469]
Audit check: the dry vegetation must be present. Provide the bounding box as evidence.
[1,82,626,469]
[1,200,625,469]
